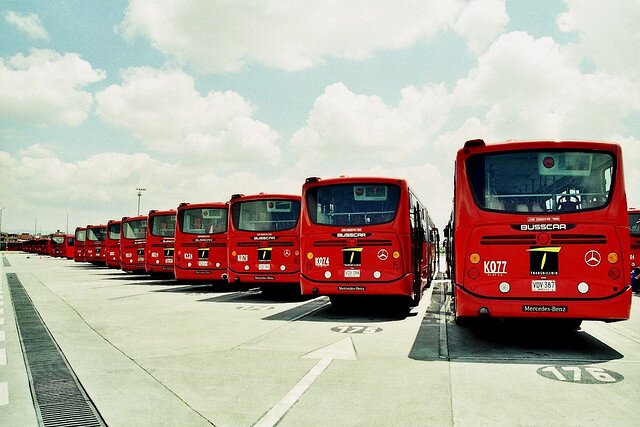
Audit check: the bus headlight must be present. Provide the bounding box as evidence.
[373,271,381,279]
[324,271,332,279]
[499,282,510,293]
[244,265,250,271]
[280,265,286,271]
[578,282,589,294]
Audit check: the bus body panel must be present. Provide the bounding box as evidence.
[174,202,229,281]
[300,176,437,302]
[145,210,176,275]
[120,216,147,273]
[106,220,122,268]
[74,227,87,262]
[227,194,301,286]
[452,140,630,322]
[85,224,107,265]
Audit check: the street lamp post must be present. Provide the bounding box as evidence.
[136,188,146,216]
[0,206,5,250]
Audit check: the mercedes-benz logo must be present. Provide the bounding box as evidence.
[584,250,601,267]
[377,249,389,261]
[283,249,291,257]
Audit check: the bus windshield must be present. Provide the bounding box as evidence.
[75,230,86,242]
[123,220,147,239]
[630,213,640,236]
[179,208,227,235]
[306,184,400,226]
[232,200,301,232]
[51,236,65,244]
[108,223,121,240]
[467,150,614,213]
[87,228,106,241]
[150,215,176,237]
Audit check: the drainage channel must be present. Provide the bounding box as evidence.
[6,273,106,427]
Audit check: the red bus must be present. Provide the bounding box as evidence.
[174,202,229,282]
[630,209,640,290]
[145,209,176,276]
[85,224,107,265]
[450,139,631,326]
[50,233,67,258]
[34,237,51,256]
[120,215,147,273]
[74,227,87,262]
[64,235,75,259]
[227,194,301,292]
[106,220,122,268]
[300,176,438,308]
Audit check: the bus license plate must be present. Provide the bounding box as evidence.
[532,280,556,292]
[344,269,360,278]
[258,264,271,270]
[198,260,208,267]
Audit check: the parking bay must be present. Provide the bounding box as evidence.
[1,253,640,426]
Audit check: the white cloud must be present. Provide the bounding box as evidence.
[450,31,640,140]
[5,10,49,40]
[120,0,464,72]
[16,143,56,158]
[0,49,105,126]
[291,82,450,171]
[0,149,303,233]
[558,0,640,79]
[95,67,281,166]
[453,0,508,54]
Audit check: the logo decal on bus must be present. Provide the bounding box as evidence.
[197,248,209,259]
[342,248,363,266]
[528,247,561,275]
[584,250,601,267]
[333,232,371,238]
[483,260,507,275]
[237,254,248,262]
[513,224,575,231]
[258,247,272,262]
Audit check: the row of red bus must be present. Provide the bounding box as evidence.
[32,179,439,309]
[15,140,638,325]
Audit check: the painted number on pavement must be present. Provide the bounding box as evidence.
[331,325,382,334]
[236,305,274,311]
[537,366,623,384]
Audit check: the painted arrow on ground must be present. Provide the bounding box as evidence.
[254,337,357,427]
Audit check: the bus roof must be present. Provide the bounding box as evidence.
[303,176,407,187]
[229,193,301,202]
[460,139,621,155]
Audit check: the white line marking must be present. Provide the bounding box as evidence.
[0,382,8,406]
[0,331,5,342]
[254,338,356,427]
[0,308,4,315]
[0,318,4,326]
[0,348,6,365]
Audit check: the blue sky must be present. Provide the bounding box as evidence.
[1,0,639,234]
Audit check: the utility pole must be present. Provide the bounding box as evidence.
[136,188,146,216]
[0,206,5,250]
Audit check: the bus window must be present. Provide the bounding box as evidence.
[231,200,301,232]
[150,214,176,237]
[123,220,147,239]
[179,208,227,234]
[306,184,400,226]
[467,150,614,213]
